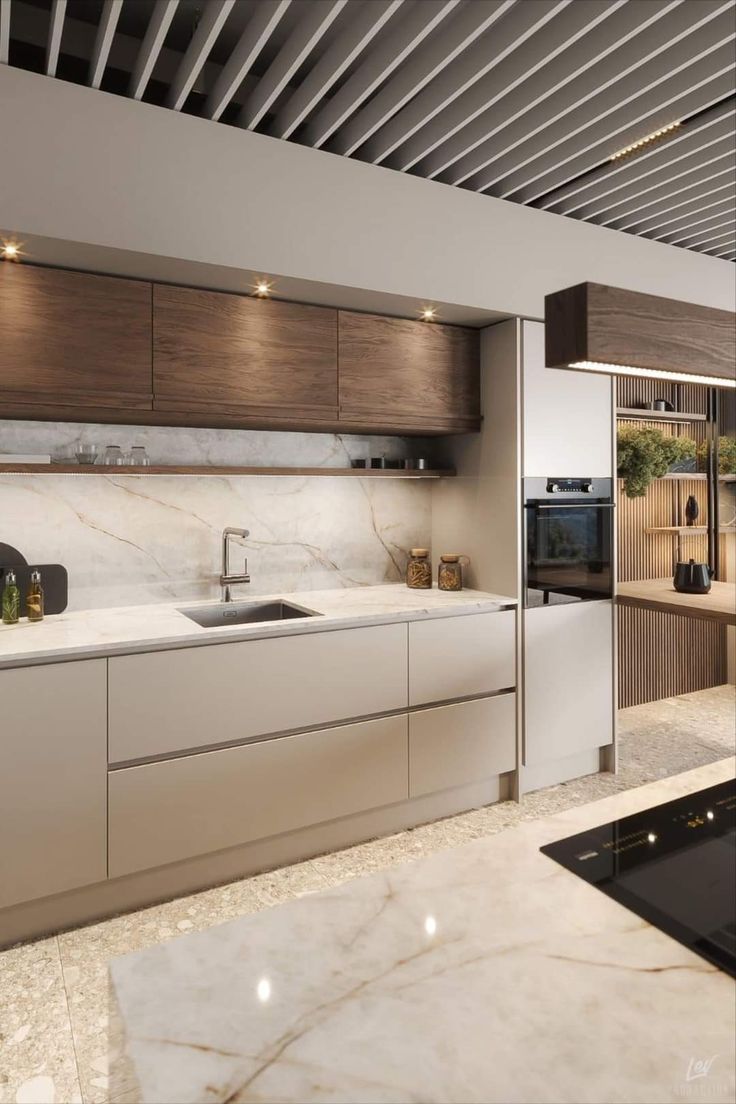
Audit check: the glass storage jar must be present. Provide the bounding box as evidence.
[406,548,432,589]
[438,554,469,591]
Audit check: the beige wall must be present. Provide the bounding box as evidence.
[1,65,734,319]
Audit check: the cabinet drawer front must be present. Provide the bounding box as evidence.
[409,610,515,706]
[0,660,107,909]
[524,601,613,766]
[153,285,338,410]
[409,694,516,798]
[109,714,408,876]
[109,623,407,763]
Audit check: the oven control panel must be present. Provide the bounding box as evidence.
[546,478,594,494]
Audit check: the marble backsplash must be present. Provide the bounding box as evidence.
[0,421,434,610]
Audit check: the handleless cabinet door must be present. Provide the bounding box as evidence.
[108,623,408,763]
[522,319,613,478]
[338,311,480,433]
[0,660,107,909]
[524,600,613,766]
[409,610,516,706]
[0,263,152,413]
[409,693,516,797]
[153,285,338,425]
[109,714,408,876]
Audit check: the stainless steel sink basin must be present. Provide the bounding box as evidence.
[178,600,320,629]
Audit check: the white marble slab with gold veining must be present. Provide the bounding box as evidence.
[0,583,516,668]
[110,759,736,1104]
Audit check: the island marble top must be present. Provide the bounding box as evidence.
[110,758,736,1104]
[0,583,515,668]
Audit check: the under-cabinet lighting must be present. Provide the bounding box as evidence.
[253,279,272,298]
[420,306,437,322]
[424,915,438,936]
[256,977,272,1003]
[569,360,736,389]
[610,122,681,161]
[1,241,21,260]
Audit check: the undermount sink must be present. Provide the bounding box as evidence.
[178,600,320,629]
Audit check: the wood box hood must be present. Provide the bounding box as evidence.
[544,282,735,386]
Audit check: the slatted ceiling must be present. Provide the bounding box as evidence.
[544,101,736,217]
[466,0,729,196]
[397,0,616,179]
[4,0,735,259]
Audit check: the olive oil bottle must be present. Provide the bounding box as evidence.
[2,570,20,625]
[27,570,44,622]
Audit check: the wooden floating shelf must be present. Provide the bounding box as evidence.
[0,464,455,479]
[645,526,735,535]
[616,407,708,423]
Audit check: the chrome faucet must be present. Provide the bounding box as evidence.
[220,527,250,602]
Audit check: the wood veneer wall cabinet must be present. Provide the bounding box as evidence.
[152,284,338,428]
[338,311,481,433]
[0,264,152,417]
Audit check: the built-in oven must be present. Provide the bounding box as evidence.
[524,478,614,608]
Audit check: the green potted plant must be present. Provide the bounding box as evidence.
[696,436,736,476]
[616,425,696,498]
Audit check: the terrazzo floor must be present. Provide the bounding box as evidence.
[1,684,734,1104]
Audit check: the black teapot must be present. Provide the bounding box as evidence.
[673,559,713,594]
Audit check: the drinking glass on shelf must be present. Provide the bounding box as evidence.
[75,442,98,465]
[102,445,124,466]
[129,446,150,467]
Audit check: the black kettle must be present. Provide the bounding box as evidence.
[673,559,713,594]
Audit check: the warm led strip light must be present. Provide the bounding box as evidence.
[569,360,736,389]
[610,121,681,161]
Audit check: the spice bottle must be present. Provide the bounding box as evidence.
[438,554,469,591]
[406,548,432,589]
[2,570,20,625]
[27,570,44,622]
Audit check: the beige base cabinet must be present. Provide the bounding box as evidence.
[0,659,107,909]
[108,623,407,763]
[409,694,516,797]
[109,714,409,877]
[409,610,515,706]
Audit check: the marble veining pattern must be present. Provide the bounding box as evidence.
[110,758,736,1104]
[0,687,733,1104]
[0,584,515,668]
[0,420,435,611]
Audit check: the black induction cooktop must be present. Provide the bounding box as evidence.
[541,779,736,977]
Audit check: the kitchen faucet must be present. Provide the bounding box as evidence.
[220,527,250,602]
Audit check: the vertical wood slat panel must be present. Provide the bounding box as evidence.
[616,379,725,708]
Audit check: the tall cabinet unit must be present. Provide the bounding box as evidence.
[433,319,616,796]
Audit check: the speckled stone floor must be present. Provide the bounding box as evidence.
[1,685,734,1104]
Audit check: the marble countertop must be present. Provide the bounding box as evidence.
[111,758,736,1104]
[0,584,516,668]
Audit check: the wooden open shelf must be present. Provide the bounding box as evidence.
[0,464,455,479]
[616,407,708,423]
[660,473,736,482]
[645,526,735,535]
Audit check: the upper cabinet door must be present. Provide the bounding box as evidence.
[0,263,152,411]
[153,285,338,426]
[338,311,480,432]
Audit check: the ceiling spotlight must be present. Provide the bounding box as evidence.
[254,279,272,298]
[647,832,657,844]
[610,122,681,162]
[420,306,437,322]
[1,241,21,261]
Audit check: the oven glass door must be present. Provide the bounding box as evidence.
[525,500,613,607]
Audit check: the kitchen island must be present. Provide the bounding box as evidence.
[110,758,736,1104]
[617,577,736,626]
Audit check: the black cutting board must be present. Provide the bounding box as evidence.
[0,543,68,615]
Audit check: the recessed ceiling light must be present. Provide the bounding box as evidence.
[569,360,736,390]
[1,241,22,260]
[420,306,437,322]
[253,279,272,298]
[610,122,681,162]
